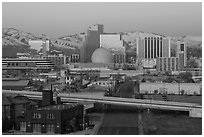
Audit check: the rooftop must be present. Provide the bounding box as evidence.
[2,80,30,87]
[37,103,80,111]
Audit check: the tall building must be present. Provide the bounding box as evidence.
[137,37,171,59]
[176,41,187,67]
[80,24,104,63]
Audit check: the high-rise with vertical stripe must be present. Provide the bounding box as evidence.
[137,37,171,59]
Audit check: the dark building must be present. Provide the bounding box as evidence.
[2,94,38,132]
[118,81,135,98]
[24,103,84,134]
[70,54,80,63]
[18,89,85,134]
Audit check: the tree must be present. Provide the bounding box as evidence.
[164,76,175,83]
[187,59,198,68]
[179,72,193,83]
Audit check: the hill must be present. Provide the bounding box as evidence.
[2,28,202,58]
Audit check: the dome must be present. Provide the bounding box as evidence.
[91,48,114,63]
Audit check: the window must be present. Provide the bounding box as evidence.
[46,124,55,133]
[33,113,41,119]
[20,122,26,132]
[33,124,41,133]
[180,44,184,51]
[47,113,55,119]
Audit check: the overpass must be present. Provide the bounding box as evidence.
[2,90,202,118]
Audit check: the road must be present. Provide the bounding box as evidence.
[97,105,139,135]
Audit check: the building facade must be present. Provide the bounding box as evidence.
[60,70,83,92]
[137,37,171,59]
[46,54,69,68]
[100,34,125,52]
[2,58,55,77]
[18,89,84,134]
[176,41,187,67]
[70,54,80,63]
[113,53,125,64]
[80,24,104,63]
[29,39,50,56]
[156,57,180,72]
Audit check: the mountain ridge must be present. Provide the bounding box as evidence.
[2,28,202,53]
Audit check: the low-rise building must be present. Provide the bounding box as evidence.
[2,58,55,77]
[46,54,70,68]
[2,94,38,132]
[18,89,85,134]
[2,78,30,90]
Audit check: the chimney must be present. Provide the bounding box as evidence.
[41,84,54,107]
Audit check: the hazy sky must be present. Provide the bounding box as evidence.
[2,2,202,38]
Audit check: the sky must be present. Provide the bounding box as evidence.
[2,2,202,38]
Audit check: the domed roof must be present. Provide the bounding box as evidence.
[91,48,113,64]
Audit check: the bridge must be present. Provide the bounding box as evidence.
[2,90,202,118]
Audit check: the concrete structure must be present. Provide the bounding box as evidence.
[3,90,202,118]
[2,78,30,90]
[176,41,187,67]
[46,54,69,68]
[156,50,186,73]
[60,70,83,92]
[70,54,80,63]
[2,94,38,132]
[113,53,125,64]
[29,39,50,56]
[2,58,55,76]
[17,89,84,134]
[141,59,157,69]
[80,24,104,63]
[137,37,171,59]
[100,34,124,52]
[91,48,114,64]
[140,83,202,95]
[156,57,179,72]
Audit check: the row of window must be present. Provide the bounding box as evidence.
[94,82,113,86]
[32,113,54,119]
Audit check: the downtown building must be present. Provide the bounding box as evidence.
[156,41,187,73]
[100,33,125,64]
[80,24,104,63]
[137,37,171,59]
[137,37,171,68]
[176,41,187,67]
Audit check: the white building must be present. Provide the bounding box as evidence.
[29,39,50,55]
[100,34,125,52]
